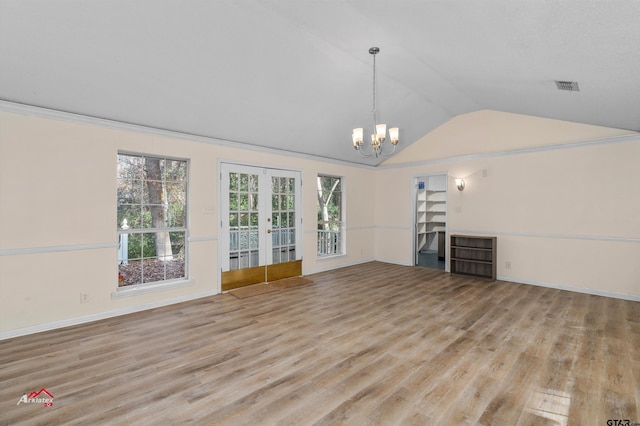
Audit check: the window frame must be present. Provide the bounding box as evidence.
[316,174,344,257]
[116,152,189,289]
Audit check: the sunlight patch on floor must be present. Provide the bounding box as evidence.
[525,388,571,426]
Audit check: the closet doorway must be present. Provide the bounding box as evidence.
[415,173,447,270]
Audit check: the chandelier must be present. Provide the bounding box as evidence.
[352,47,399,157]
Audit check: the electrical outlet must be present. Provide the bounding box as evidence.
[80,293,90,303]
[455,206,462,213]
[505,261,511,270]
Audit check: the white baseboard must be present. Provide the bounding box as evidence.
[497,274,640,302]
[0,290,218,341]
[304,257,376,275]
[4,267,636,341]
[373,257,414,267]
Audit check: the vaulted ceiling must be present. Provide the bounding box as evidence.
[1,1,639,165]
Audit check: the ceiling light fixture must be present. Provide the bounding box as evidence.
[352,47,399,157]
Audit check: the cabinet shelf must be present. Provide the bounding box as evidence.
[416,186,447,255]
[451,257,492,264]
[451,245,492,251]
[450,235,496,280]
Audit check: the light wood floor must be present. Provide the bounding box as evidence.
[1,262,639,425]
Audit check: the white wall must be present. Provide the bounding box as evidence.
[384,109,636,165]
[2,107,638,338]
[0,108,375,337]
[377,111,640,300]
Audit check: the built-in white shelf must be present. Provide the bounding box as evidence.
[417,187,446,254]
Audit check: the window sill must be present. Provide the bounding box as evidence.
[317,253,346,261]
[111,278,195,299]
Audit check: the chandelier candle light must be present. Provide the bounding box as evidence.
[352,47,399,157]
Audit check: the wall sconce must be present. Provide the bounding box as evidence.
[455,178,465,191]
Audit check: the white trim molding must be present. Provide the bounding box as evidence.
[304,257,376,275]
[498,275,640,302]
[0,242,118,256]
[0,289,218,341]
[0,100,375,169]
[111,279,196,299]
[448,229,640,244]
[381,133,639,169]
[376,225,413,231]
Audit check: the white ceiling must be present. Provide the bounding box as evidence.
[1,0,639,165]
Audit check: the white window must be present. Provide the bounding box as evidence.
[317,175,343,256]
[117,154,187,287]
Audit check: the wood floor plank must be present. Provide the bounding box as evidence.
[0,261,638,425]
[478,352,547,425]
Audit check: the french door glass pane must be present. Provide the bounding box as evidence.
[270,175,296,265]
[229,172,259,270]
[229,173,238,190]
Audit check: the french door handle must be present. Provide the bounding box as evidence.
[267,229,272,234]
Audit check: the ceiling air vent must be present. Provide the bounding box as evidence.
[554,80,580,91]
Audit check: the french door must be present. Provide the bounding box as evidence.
[220,164,302,290]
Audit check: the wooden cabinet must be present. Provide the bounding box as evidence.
[450,235,497,280]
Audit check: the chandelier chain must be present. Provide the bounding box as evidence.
[372,51,377,128]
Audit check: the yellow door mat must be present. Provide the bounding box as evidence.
[270,276,312,289]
